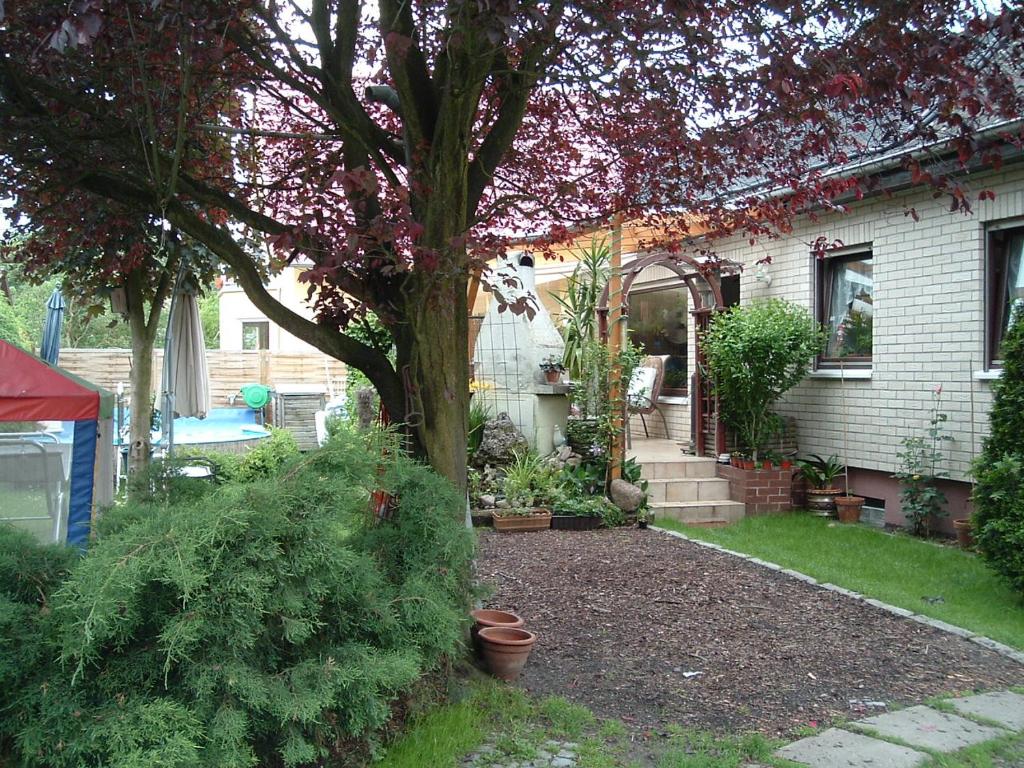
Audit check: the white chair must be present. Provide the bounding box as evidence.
[626,355,669,446]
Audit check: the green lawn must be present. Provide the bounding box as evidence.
[656,514,1024,650]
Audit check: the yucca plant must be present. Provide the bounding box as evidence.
[553,238,610,381]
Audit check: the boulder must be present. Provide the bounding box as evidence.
[610,478,644,512]
[478,494,497,509]
[474,413,529,466]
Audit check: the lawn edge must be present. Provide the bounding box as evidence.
[651,525,1024,667]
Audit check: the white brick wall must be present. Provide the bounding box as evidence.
[701,165,1024,481]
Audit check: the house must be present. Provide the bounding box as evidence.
[500,143,1023,532]
[707,153,1024,530]
[218,265,319,353]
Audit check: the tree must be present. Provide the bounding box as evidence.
[9,213,217,475]
[1,1,1021,491]
[701,299,826,462]
[973,305,1024,594]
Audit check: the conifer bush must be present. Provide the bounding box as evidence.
[974,304,1024,595]
[0,428,473,767]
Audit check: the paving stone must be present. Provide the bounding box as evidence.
[781,568,818,584]
[862,598,914,617]
[970,635,1022,658]
[820,583,862,599]
[855,705,1006,752]
[950,691,1024,730]
[550,758,575,767]
[907,614,976,638]
[775,727,928,767]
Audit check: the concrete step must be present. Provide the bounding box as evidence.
[646,477,732,503]
[640,457,718,480]
[651,499,746,526]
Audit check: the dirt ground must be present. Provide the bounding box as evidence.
[475,527,1024,736]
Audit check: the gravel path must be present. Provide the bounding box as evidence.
[476,528,1024,735]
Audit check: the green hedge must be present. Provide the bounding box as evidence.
[0,428,472,767]
[974,304,1024,594]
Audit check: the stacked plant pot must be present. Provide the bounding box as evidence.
[470,609,536,682]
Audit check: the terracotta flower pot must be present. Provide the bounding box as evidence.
[835,495,864,524]
[478,626,537,681]
[761,460,774,470]
[953,518,975,549]
[470,609,524,654]
[780,460,793,470]
[544,370,561,383]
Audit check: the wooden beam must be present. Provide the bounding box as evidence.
[607,215,625,484]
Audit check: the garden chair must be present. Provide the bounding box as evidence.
[626,355,669,447]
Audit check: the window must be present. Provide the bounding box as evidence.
[242,321,270,350]
[987,224,1024,367]
[628,285,688,395]
[817,249,874,366]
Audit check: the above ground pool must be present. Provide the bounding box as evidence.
[155,407,272,450]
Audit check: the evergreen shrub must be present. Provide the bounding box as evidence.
[974,303,1024,594]
[0,428,472,767]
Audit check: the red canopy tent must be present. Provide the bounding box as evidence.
[0,340,112,422]
[0,341,114,545]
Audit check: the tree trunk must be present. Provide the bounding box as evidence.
[394,274,469,494]
[126,296,157,480]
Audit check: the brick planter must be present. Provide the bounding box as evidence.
[717,464,795,514]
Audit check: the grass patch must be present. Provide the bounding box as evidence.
[375,678,788,767]
[656,727,781,768]
[922,732,1024,767]
[656,514,1024,649]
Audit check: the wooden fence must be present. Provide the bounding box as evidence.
[59,349,347,407]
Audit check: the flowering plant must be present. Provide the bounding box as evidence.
[893,385,951,536]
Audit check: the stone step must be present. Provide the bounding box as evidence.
[651,499,746,526]
[640,457,718,480]
[645,477,732,503]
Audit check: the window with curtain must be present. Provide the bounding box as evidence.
[628,285,688,395]
[988,225,1024,366]
[817,251,874,365]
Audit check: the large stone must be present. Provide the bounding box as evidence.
[474,413,529,466]
[950,691,1024,730]
[854,705,1006,752]
[775,728,928,768]
[609,478,644,512]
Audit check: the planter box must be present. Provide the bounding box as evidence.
[550,515,601,531]
[492,510,552,533]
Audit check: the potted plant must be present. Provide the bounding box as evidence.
[798,454,845,514]
[539,355,566,384]
[550,495,605,530]
[701,299,827,465]
[953,517,974,549]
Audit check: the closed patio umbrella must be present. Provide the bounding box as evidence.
[39,288,65,365]
[161,282,209,455]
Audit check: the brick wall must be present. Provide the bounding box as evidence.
[685,164,1024,521]
[717,464,795,514]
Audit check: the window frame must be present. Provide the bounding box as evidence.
[985,219,1024,369]
[241,320,270,351]
[627,283,689,397]
[815,246,874,369]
